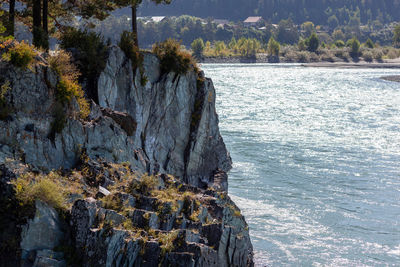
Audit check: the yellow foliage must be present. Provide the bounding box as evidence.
[12,172,68,210]
[3,41,37,69]
[49,50,90,119]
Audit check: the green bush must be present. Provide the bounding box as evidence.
[153,39,198,75]
[334,40,345,48]
[297,51,311,62]
[364,38,375,49]
[8,41,36,69]
[373,50,383,61]
[363,51,373,62]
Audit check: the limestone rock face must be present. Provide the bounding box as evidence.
[0,46,252,266]
[0,46,231,189]
[97,47,232,187]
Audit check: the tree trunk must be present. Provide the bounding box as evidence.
[42,0,49,50]
[32,0,42,47]
[131,4,138,47]
[33,0,42,29]
[8,0,15,36]
[43,0,48,34]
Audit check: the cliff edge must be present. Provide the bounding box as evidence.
[0,45,253,266]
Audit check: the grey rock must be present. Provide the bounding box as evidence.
[97,46,232,185]
[117,192,136,208]
[104,210,126,227]
[163,252,195,267]
[33,250,66,267]
[71,198,99,249]
[0,47,253,266]
[33,257,66,267]
[20,201,64,256]
[88,100,103,121]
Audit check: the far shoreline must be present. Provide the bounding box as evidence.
[199,56,400,69]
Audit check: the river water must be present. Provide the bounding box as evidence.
[202,64,400,267]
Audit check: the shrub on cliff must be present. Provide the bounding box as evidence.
[48,50,90,119]
[3,41,36,69]
[118,31,147,86]
[153,39,198,75]
[60,28,108,102]
[12,173,68,211]
[119,31,142,69]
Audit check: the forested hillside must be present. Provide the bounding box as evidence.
[135,0,400,25]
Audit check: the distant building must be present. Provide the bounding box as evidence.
[244,16,264,27]
[151,16,167,23]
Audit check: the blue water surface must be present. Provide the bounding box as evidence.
[202,64,400,267]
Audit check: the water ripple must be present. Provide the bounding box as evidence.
[203,64,400,266]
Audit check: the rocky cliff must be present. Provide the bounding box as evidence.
[0,46,253,266]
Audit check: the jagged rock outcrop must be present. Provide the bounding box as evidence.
[98,47,232,188]
[0,46,253,266]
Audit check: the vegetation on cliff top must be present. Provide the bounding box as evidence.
[153,38,198,74]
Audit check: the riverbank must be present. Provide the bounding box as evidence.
[302,62,400,69]
[200,55,400,69]
[200,50,400,66]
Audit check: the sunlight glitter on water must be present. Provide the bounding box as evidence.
[202,64,400,266]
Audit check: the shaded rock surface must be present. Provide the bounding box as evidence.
[0,46,253,266]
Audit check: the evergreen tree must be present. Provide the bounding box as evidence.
[348,37,361,57]
[306,32,319,52]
